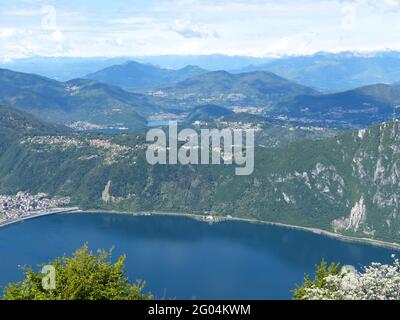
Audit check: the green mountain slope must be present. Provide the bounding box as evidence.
[187,104,234,122]
[0,68,162,130]
[0,106,69,136]
[186,111,337,148]
[1,109,400,243]
[0,106,70,157]
[274,84,400,128]
[157,70,318,109]
[354,83,400,104]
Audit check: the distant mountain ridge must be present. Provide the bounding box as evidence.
[85,61,208,89]
[0,55,273,80]
[5,51,400,91]
[236,51,400,91]
[274,83,400,128]
[0,57,129,82]
[158,70,318,109]
[354,83,400,104]
[3,65,400,131]
[0,68,162,130]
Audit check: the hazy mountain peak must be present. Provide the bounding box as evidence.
[85,60,208,89]
[0,68,158,130]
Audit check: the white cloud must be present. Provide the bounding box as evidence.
[51,29,64,42]
[341,4,357,30]
[169,20,219,39]
[0,0,400,58]
[357,0,400,11]
[41,5,58,30]
[0,28,16,38]
[1,8,44,17]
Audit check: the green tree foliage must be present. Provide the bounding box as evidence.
[292,260,340,300]
[3,245,153,300]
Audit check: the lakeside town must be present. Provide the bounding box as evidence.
[0,192,71,223]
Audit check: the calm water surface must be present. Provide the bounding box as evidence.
[0,213,397,299]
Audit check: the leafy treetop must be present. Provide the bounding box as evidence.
[3,244,153,300]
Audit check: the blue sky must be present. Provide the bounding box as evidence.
[1,0,400,60]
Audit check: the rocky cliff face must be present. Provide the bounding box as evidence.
[1,107,400,243]
[332,197,366,232]
[247,121,400,242]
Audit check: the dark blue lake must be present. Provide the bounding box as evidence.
[0,213,397,299]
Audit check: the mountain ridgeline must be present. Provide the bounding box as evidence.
[236,51,400,91]
[85,61,208,89]
[5,52,400,92]
[2,65,400,131]
[273,83,400,128]
[151,69,400,128]
[0,68,161,130]
[157,70,317,109]
[1,106,400,243]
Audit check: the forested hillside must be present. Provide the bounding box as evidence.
[1,106,400,243]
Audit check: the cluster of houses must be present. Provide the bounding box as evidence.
[0,192,70,220]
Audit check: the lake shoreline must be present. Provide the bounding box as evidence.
[2,207,400,251]
[0,207,79,228]
[74,209,400,251]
